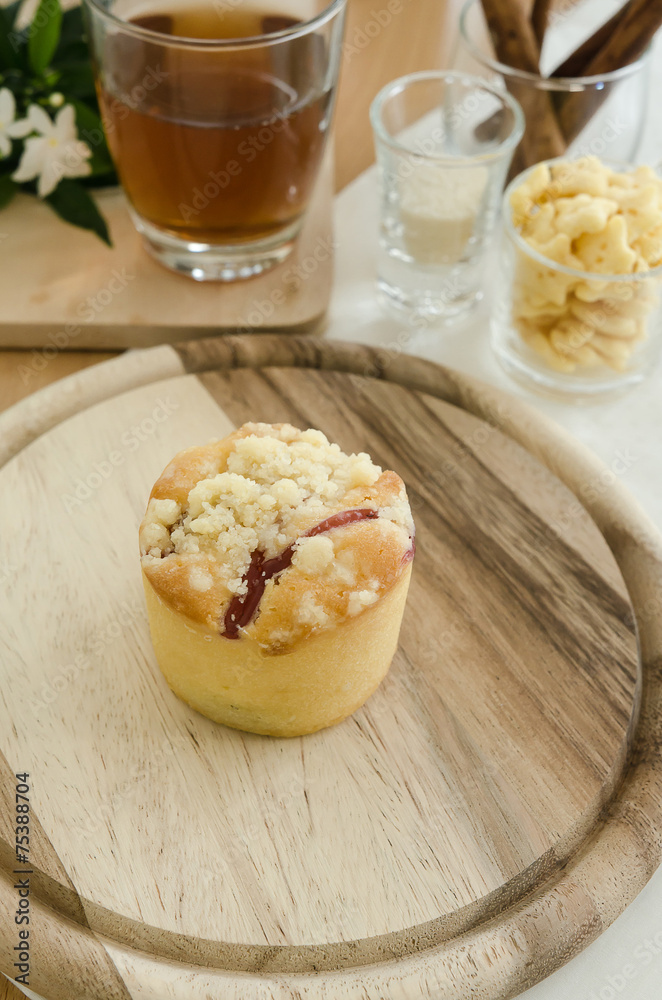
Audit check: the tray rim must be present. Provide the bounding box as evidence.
[1,334,661,1000]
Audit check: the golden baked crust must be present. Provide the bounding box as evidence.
[142,565,413,736]
[140,423,414,653]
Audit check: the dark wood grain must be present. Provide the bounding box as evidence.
[0,978,25,1000]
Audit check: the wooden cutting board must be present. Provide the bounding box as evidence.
[1,336,661,1000]
[0,148,333,350]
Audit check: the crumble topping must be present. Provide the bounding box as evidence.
[291,535,336,575]
[140,423,413,600]
[347,588,380,616]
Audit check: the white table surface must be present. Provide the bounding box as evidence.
[323,33,662,1000]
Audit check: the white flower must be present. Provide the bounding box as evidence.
[0,88,33,158]
[11,104,92,197]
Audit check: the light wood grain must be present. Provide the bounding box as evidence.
[0,346,184,468]
[1,336,660,1000]
[0,149,333,349]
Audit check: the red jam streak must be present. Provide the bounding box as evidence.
[222,508,379,639]
[403,537,416,565]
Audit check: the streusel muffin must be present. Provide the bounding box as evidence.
[139,423,414,737]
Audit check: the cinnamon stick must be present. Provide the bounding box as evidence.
[557,0,662,144]
[480,0,661,173]
[480,0,541,71]
[552,1,633,77]
[480,0,566,172]
[577,0,662,75]
[531,0,554,49]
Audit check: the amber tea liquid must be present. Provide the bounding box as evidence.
[97,4,333,245]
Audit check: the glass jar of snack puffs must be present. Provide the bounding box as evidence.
[491,157,662,398]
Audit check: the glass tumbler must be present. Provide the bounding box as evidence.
[455,0,651,177]
[84,0,346,280]
[370,71,524,319]
[492,164,662,399]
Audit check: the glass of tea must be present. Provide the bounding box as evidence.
[83,0,346,280]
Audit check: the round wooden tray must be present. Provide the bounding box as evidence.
[0,336,661,1000]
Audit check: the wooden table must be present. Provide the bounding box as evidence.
[0,0,452,418]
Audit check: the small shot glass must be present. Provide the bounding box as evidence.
[491,162,662,399]
[370,71,524,319]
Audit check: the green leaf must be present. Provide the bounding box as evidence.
[45,179,112,245]
[69,98,115,176]
[0,176,18,209]
[57,6,84,53]
[0,5,22,69]
[57,60,97,99]
[55,39,89,64]
[28,0,63,75]
[55,8,89,67]
[70,97,104,135]
[82,172,116,189]
[4,2,24,29]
